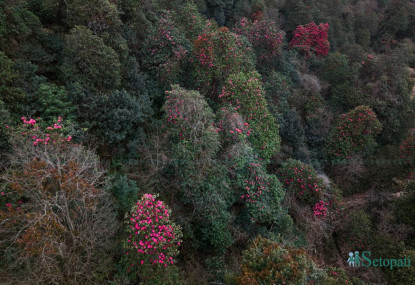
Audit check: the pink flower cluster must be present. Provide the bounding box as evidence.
[164,92,185,127]
[214,108,252,141]
[15,116,73,146]
[194,33,214,67]
[240,162,270,204]
[21,117,36,126]
[277,161,324,204]
[125,194,182,269]
[2,200,22,212]
[313,200,328,217]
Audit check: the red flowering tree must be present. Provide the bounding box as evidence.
[123,193,182,281]
[326,105,382,159]
[289,22,330,58]
[220,71,280,159]
[233,17,285,64]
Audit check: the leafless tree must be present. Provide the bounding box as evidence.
[0,130,118,284]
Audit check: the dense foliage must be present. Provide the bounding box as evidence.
[1,0,415,284]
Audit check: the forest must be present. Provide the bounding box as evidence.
[1,0,415,284]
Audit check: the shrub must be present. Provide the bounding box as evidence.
[385,249,415,285]
[69,0,121,34]
[235,155,286,224]
[0,100,11,159]
[162,85,232,255]
[399,133,415,164]
[0,51,25,115]
[214,107,252,146]
[339,210,372,250]
[321,52,359,87]
[326,105,382,159]
[369,234,407,285]
[320,267,362,284]
[172,2,206,41]
[67,85,148,148]
[329,81,363,114]
[264,71,292,118]
[280,108,305,151]
[395,184,415,229]
[277,159,325,205]
[235,236,312,285]
[178,168,233,256]
[305,106,333,147]
[96,89,147,145]
[110,174,139,216]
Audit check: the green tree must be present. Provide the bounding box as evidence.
[379,0,415,40]
[69,0,121,34]
[220,71,280,159]
[230,143,288,225]
[62,26,121,91]
[172,2,206,41]
[321,53,359,87]
[110,174,139,216]
[233,17,285,66]
[0,0,42,53]
[67,84,148,152]
[277,159,325,205]
[0,100,11,162]
[162,85,234,257]
[0,52,25,116]
[30,83,76,124]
